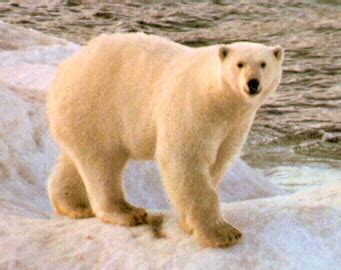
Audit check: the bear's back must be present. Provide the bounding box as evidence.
[85,32,188,61]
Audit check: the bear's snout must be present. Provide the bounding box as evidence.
[247,79,261,95]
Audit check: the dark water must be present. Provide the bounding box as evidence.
[0,0,340,190]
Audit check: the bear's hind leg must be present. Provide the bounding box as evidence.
[69,149,148,226]
[48,152,94,219]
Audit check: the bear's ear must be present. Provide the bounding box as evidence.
[272,45,284,62]
[219,46,229,60]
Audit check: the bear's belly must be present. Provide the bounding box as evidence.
[119,119,157,160]
[125,134,157,160]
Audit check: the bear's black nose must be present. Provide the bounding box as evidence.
[247,79,260,95]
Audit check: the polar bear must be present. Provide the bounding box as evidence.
[47,33,284,248]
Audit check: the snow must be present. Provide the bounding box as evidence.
[0,21,339,269]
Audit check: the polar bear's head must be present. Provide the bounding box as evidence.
[219,42,284,104]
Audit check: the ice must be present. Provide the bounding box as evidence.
[0,21,339,269]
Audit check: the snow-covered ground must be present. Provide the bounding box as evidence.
[0,21,339,269]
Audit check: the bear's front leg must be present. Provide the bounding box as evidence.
[157,151,242,248]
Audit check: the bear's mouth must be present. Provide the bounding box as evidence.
[249,87,261,96]
[244,87,262,96]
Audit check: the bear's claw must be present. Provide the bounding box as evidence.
[194,221,242,248]
[97,203,148,227]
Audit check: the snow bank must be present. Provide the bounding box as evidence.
[0,21,69,51]
[0,21,339,269]
[1,183,339,269]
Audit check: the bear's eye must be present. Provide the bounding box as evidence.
[260,62,266,68]
[237,62,244,68]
